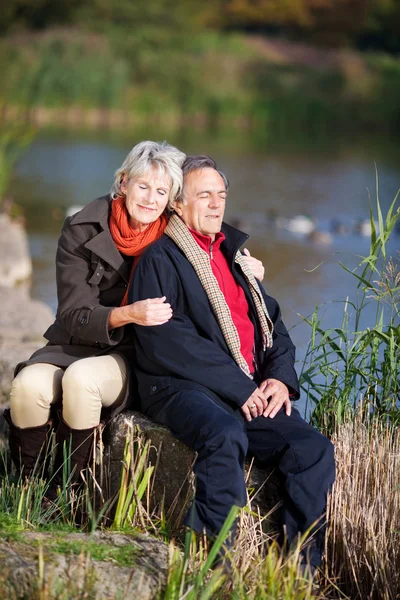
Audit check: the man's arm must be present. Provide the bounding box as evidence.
[129,252,258,407]
[259,288,300,400]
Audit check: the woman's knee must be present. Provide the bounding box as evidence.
[62,355,127,429]
[10,364,63,428]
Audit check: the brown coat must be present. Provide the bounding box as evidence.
[16,194,135,408]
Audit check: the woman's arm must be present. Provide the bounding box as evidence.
[55,219,171,344]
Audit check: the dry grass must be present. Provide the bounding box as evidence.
[325,409,400,599]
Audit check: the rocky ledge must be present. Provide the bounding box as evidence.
[104,411,283,532]
[0,531,169,600]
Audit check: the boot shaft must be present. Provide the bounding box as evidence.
[52,417,96,489]
[4,409,52,479]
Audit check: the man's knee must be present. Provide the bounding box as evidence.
[201,413,248,455]
[298,428,335,479]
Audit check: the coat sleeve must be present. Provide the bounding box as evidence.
[129,252,258,407]
[259,287,300,399]
[54,219,123,345]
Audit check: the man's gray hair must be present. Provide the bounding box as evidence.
[111,140,186,202]
[176,155,229,206]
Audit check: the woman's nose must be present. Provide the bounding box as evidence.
[143,188,156,204]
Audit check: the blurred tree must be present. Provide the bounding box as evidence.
[0,0,83,32]
[207,0,377,46]
[360,0,400,52]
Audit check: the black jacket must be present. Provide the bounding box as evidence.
[128,222,299,413]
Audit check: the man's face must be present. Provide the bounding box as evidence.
[175,168,227,241]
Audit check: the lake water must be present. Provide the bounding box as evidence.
[11,126,400,412]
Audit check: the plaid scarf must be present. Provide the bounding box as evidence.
[165,214,274,378]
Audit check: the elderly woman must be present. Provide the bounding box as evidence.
[4,140,264,500]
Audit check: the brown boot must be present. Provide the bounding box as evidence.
[46,416,96,503]
[3,409,52,480]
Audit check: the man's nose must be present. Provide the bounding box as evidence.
[209,194,222,208]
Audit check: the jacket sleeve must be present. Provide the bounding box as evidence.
[259,287,300,399]
[54,219,123,345]
[129,252,258,407]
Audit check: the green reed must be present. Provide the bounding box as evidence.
[299,178,400,435]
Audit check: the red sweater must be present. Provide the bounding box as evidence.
[189,228,255,372]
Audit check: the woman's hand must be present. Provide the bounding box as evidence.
[243,248,265,281]
[127,297,173,326]
[108,297,172,329]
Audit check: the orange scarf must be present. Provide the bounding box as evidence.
[109,196,168,306]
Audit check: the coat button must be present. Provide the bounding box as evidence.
[79,316,88,325]
[151,386,157,392]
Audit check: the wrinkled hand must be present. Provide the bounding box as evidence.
[243,248,265,281]
[241,388,269,422]
[259,378,291,418]
[126,297,173,326]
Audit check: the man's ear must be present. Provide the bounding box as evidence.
[171,201,183,216]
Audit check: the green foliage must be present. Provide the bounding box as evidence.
[0,34,130,109]
[298,181,400,435]
[0,118,34,205]
[48,537,139,566]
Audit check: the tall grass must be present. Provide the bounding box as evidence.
[326,409,400,600]
[299,184,400,435]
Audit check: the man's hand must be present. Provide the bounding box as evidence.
[243,248,265,281]
[241,388,269,422]
[259,378,291,418]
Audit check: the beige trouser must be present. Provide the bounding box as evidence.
[10,354,127,430]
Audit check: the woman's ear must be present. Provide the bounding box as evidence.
[120,174,128,194]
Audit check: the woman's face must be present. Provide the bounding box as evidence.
[121,166,171,231]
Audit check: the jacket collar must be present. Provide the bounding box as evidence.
[220,221,249,256]
[70,194,130,280]
[69,194,112,227]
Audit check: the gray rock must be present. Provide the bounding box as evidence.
[0,285,54,404]
[104,411,283,532]
[0,214,32,286]
[0,531,168,600]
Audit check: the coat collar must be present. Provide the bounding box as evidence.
[69,194,111,227]
[70,195,130,281]
[220,221,249,256]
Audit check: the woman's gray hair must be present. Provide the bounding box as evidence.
[111,140,186,203]
[176,155,229,205]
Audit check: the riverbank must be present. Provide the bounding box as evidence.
[1,28,400,132]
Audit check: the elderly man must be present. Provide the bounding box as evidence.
[129,155,335,569]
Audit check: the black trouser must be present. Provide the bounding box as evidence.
[147,390,335,567]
